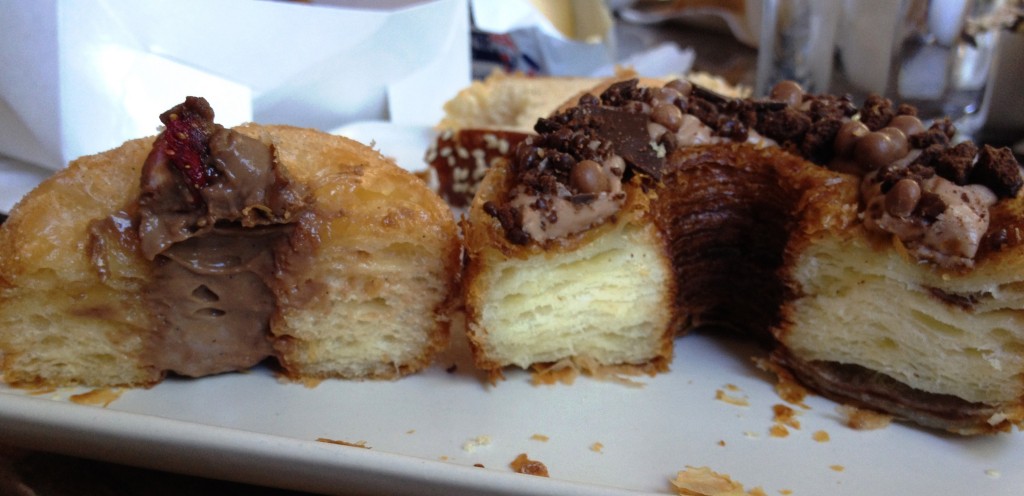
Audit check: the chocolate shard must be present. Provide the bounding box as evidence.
[589,106,664,180]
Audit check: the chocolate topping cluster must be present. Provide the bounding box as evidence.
[486,80,664,245]
[530,80,664,181]
[485,77,1023,264]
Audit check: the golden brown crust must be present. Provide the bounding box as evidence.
[244,125,460,381]
[0,124,460,387]
[0,137,153,285]
[655,143,860,339]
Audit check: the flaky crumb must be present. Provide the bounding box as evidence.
[290,376,323,389]
[829,465,845,472]
[530,355,661,387]
[510,453,549,477]
[769,425,789,438]
[590,442,604,453]
[837,404,893,430]
[670,466,764,496]
[985,469,1001,478]
[771,404,801,429]
[69,388,123,407]
[716,389,750,407]
[530,433,550,442]
[462,435,492,452]
[753,357,810,409]
[812,430,830,442]
[316,438,370,449]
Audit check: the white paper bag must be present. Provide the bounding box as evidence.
[0,0,470,173]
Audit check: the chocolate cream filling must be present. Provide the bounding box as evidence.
[133,97,306,377]
[771,348,1012,432]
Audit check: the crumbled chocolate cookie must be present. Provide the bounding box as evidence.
[801,118,843,164]
[933,142,978,185]
[807,95,858,122]
[909,126,952,149]
[859,95,895,131]
[971,145,1023,198]
[756,107,812,143]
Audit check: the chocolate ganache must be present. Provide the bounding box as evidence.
[134,97,306,377]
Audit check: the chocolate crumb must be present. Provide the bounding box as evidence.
[688,98,719,127]
[599,79,646,107]
[484,200,531,245]
[933,141,978,185]
[757,107,811,142]
[859,94,895,131]
[801,118,843,164]
[909,128,951,149]
[971,145,1023,198]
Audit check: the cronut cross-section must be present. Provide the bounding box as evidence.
[463,163,676,378]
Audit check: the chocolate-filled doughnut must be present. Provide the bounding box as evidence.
[0,97,461,387]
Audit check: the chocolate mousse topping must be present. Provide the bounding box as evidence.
[485,80,661,245]
[486,78,1023,269]
[133,97,307,377]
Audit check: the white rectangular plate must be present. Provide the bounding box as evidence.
[1,332,1021,496]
